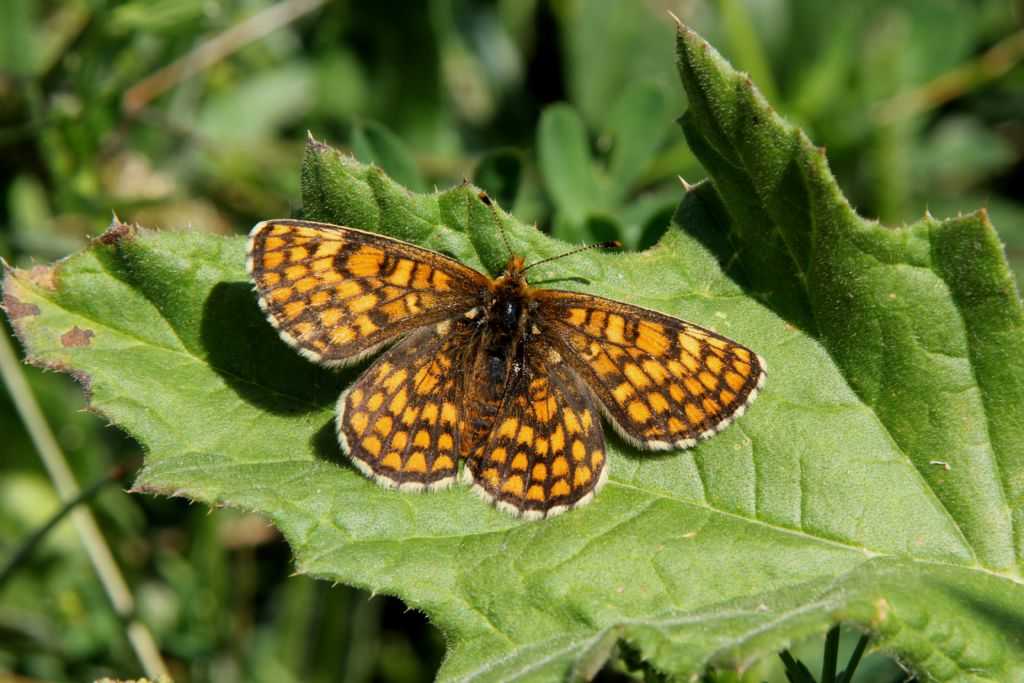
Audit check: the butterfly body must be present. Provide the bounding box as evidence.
[247,214,765,519]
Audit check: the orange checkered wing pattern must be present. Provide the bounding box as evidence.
[246,219,487,366]
[337,320,478,490]
[463,340,606,518]
[536,290,765,450]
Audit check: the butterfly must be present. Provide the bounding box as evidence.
[246,196,765,519]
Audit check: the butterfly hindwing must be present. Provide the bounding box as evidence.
[463,338,607,518]
[246,219,488,366]
[536,290,765,450]
[338,321,478,490]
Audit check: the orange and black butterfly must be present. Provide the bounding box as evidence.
[246,197,765,519]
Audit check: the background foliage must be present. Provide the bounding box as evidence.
[1,1,1023,682]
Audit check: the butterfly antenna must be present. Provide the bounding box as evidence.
[522,240,621,272]
[478,191,514,259]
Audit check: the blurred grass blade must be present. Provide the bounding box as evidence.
[0,457,138,586]
[837,632,870,683]
[821,625,839,683]
[0,325,168,678]
[778,650,817,683]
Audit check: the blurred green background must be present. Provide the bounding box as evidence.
[1,1,1021,681]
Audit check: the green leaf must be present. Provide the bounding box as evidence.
[4,23,1024,683]
[603,80,671,200]
[195,66,314,146]
[0,0,34,75]
[559,0,682,132]
[350,120,428,194]
[537,103,601,225]
[472,147,523,212]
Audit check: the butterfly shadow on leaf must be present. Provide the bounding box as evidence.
[309,417,348,467]
[200,281,353,415]
[677,173,817,334]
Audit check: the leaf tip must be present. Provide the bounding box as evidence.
[304,130,332,156]
[94,217,137,246]
[674,20,712,60]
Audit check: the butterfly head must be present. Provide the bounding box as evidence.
[501,254,527,278]
[493,254,531,298]
[478,190,619,283]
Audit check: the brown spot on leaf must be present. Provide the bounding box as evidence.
[61,326,94,348]
[24,265,57,290]
[2,293,39,320]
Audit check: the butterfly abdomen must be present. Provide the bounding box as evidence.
[460,345,512,458]
[459,280,532,458]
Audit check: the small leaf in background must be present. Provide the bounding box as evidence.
[472,147,522,211]
[350,120,428,193]
[537,103,601,226]
[915,115,1016,191]
[107,0,209,35]
[311,49,370,121]
[603,79,671,200]
[196,66,315,146]
[560,0,683,131]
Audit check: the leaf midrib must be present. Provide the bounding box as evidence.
[148,451,1005,581]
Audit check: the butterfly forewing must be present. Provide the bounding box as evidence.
[463,339,606,519]
[246,219,487,365]
[536,290,765,449]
